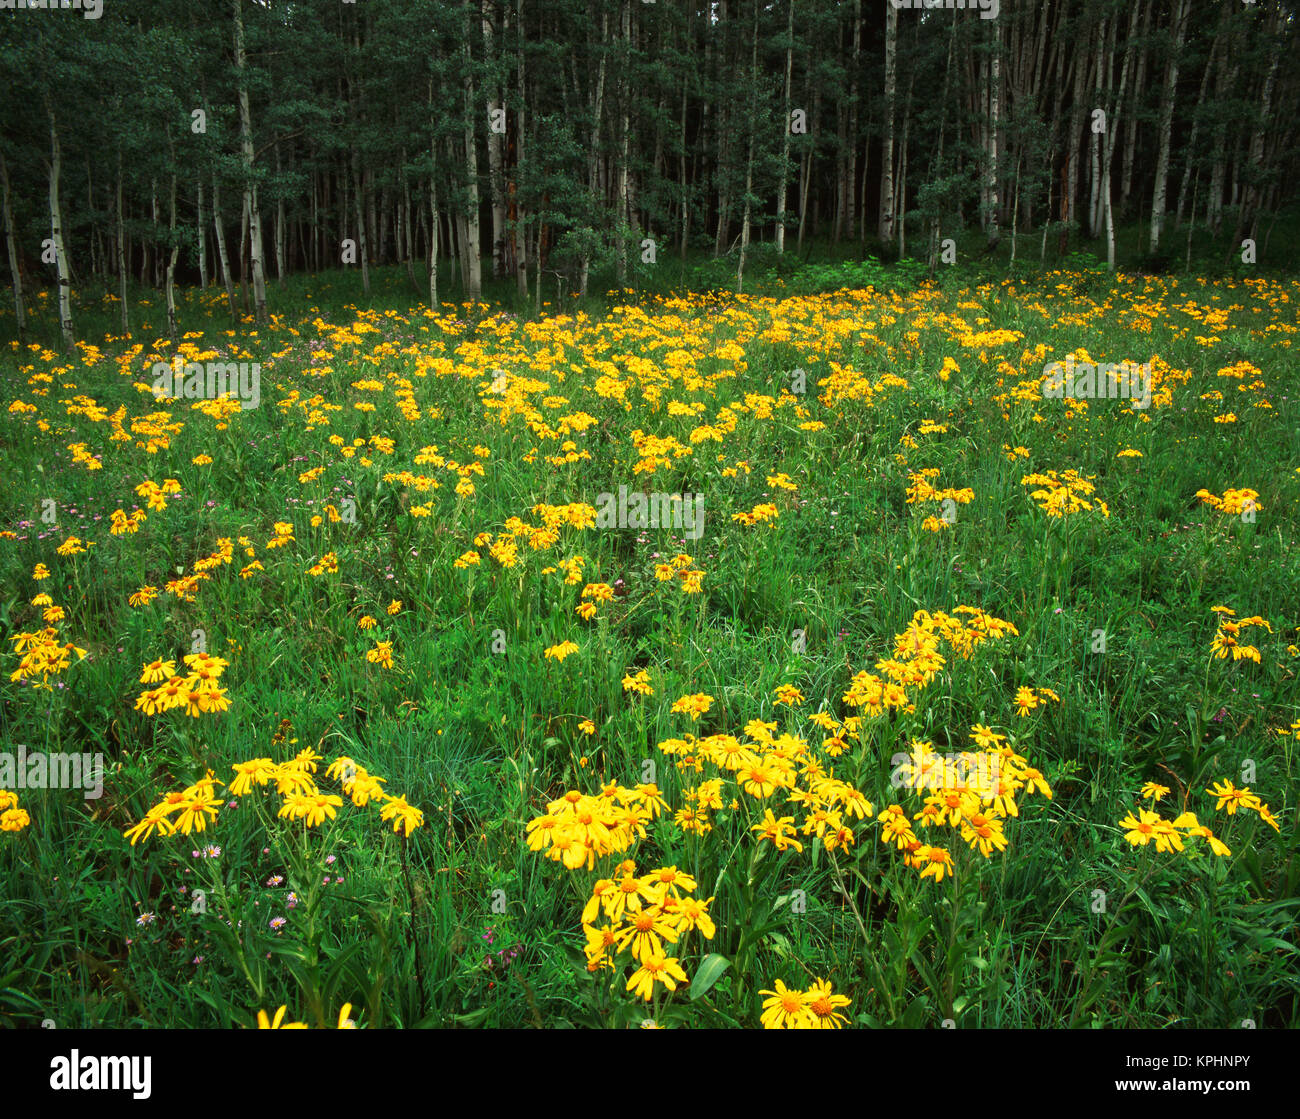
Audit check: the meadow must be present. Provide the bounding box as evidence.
[1,256,1297,1029]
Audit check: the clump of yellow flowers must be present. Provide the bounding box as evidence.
[0,789,32,833]
[1208,606,1273,665]
[759,978,851,1029]
[528,604,1026,1025]
[9,591,89,691]
[1021,469,1109,518]
[526,754,858,1022]
[1117,777,1281,856]
[878,726,1053,882]
[255,1004,357,1029]
[1195,487,1261,517]
[133,653,231,718]
[123,748,423,844]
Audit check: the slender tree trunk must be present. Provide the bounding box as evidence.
[403,154,417,290]
[366,169,377,262]
[143,180,154,287]
[1065,19,1089,244]
[377,185,390,265]
[150,179,159,288]
[274,141,286,289]
[233,0,267,323]
[1009,151,1021,267]
[212,174,237,319]
[1087,16,1108,239]
[196,177,209,291]
[239,189,250,313]
[846,0,861,242]
[1150,0,1188,254]
[736,0,758,293]
[515,0,528,297]
[1102,1,1141,269]
[1,153,25,340]
[311,172,320,271]
[351,150,371,294]
[461,0,484,302]
[987,23,1001,249]
[429,174,440,309]
[776,0,794,255]
[615,0,632,286]
[86,158,99,280]
[428,74,441,309]
[678,45,690,260]
[483,0,508,280]
[165,132,180,342]
[799,84,816,253]
[713,0,731,258]
[879,3,898,249]
[44,101,74,350]
[579,8,608,298]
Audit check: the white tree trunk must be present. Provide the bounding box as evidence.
[45,103,74,350]
[461,0,483,302]
[1,153,25,338]
[233,0,267,323]
[879,4,897,248]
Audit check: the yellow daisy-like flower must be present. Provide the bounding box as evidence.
[759,980,813,1029]
[229,758,277,796]
[804,979,851,1028]
[670,693,713,721]
[1,807,33,832]
[615,906,681,963]
[274,766,318,796]
[298,793,344,827]
[622,669,653,695]
[1206,780,1261,815]
[736,757,782,799]
[174,791,220,836]
[672,895,716,939]
[139,659,176,684]
[750,808,804,851]
[345,770,388,808]
[583,923,620,972]
[284,747,322,774]
[625,953,688,1001]
[379,794,424,837]
[773,684,804,707]
[1013,686,1039,716]
[1119,808,1160,847]
[544,640,580,663]
[916,845,954,882]
[256,1006,309,1030]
